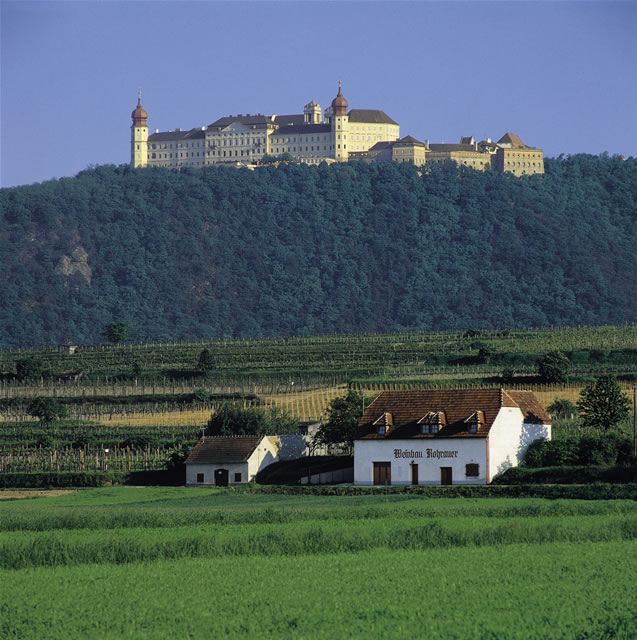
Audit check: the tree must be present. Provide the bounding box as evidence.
[27,397,67,426]
[577,375,630,431]
[537,351,570,383]
[547,398,577,420]
[103,322,129,344]
[313,389,364,451]
[16,358,44,381]
[205,403,298,436]
[198,348,214,373]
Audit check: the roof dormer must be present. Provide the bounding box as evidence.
[373,412,393,436]
[418,411,446,434]
[464,410,485,433]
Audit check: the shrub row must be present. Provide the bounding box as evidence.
[493,464,637,485]
[524,433,634,467]
[239,483,637,500]
[0,469,184,489]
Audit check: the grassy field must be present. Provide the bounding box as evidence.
[1,488,636,638]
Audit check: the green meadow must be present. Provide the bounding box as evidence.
[1,488,636,639]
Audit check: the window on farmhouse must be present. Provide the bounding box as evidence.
[465,464,479,477]
[469,423,478,433]
[196,473,204,483]
[377,425,386,435]
[234,472,242,482]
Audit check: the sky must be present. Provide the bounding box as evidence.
[1,0,636,188]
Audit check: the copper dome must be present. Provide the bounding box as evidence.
[331,81,348,115]
[131,96,148,124]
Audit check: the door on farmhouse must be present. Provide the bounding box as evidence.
[214,468,229,487]
[440,467,452,485]
[411,463,419,485]
[373,461,391,486]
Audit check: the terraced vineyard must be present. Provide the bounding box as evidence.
[1,326,636,469]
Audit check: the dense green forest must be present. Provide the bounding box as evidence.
[1,155,636,348]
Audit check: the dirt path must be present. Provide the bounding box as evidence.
[0,489,77,500]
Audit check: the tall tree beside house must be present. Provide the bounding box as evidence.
[577,375,630,431]
[313,389,365,452]
[205,403,299,436]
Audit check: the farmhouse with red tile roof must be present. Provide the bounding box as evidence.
[185,435,279,486]
[354,389,551,485]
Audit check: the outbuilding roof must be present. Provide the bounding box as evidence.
[185,436,266,464]
[355,389,550,440]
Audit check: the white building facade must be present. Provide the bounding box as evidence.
[131,83,399,169]
[185,435,279,486]
[354,389,551,486]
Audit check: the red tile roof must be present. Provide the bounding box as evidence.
[185,436,265,464]
[356,389,550,440]
[497,132,527,148]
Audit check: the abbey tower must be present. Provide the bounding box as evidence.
[130,93,148,168]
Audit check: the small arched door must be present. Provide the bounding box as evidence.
[214,468,229,487]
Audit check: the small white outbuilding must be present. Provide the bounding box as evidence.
[185,435,279,486]
[354,388,551,486]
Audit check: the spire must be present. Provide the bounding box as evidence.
[131,91,148,126]
[331,80,348,116]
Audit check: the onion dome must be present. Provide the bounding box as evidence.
[331,81,348,116]
[131,93,148,126]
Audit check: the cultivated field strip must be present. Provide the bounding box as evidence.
[2,492,636,570]
[2,325,636,389]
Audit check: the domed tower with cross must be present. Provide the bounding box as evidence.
[131,92,148,168]
[330,81,349,162]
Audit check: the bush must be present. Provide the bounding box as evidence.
[493,465,637,485]
[523,434,633,467]
[537,351,570,383]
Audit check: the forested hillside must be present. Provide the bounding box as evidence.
[1,155,636,348]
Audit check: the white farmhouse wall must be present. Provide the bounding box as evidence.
[186,436,279,486]
[487,408,551,481]
[354,438,488,486]
[248,437,279,477]
[186,462,249,486]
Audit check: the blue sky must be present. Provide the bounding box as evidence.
[1,0,636,188]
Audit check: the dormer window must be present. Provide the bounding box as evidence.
[373,412,393,436]
[418,411,446,434]
[464,411,485,433]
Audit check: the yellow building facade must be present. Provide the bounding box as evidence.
[130,90,542,175]
[132,83,399,169]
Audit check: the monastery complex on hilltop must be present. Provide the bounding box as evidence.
[131,84,544,177]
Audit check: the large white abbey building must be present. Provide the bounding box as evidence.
[131,84,544,176]
[130,83,400,169]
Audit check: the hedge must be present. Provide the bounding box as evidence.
[239,483,637,500]
[492,464,637,485]
[0,469,184,489]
